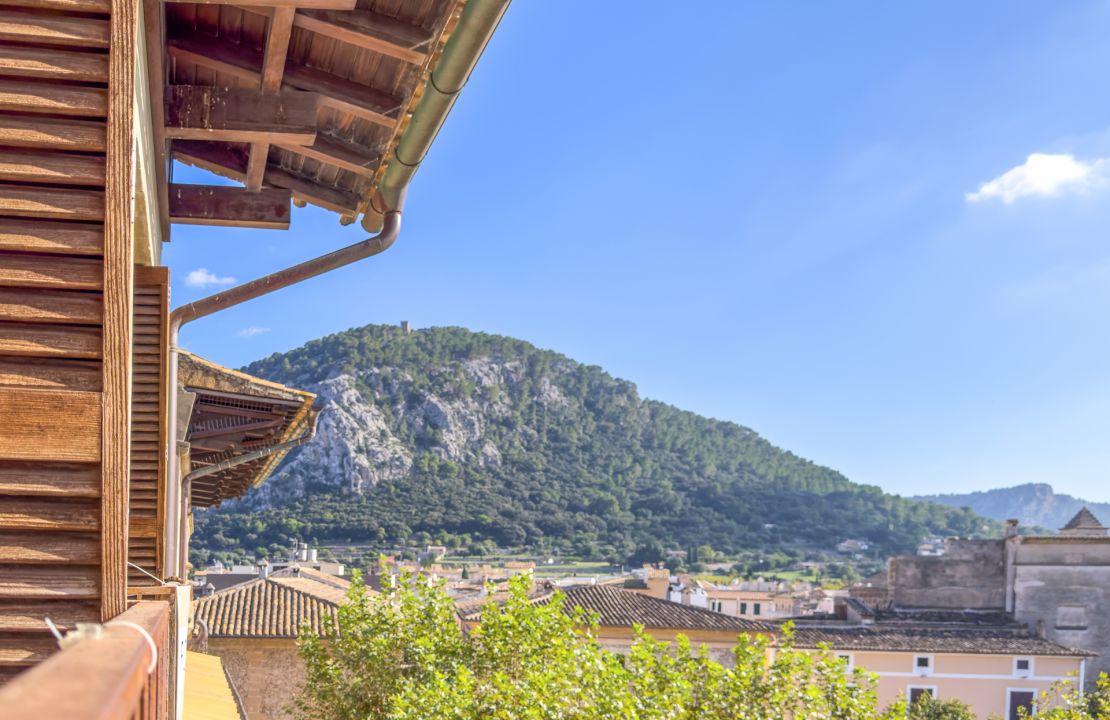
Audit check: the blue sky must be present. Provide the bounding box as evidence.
[166,1,1110,502]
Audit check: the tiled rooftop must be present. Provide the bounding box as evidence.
[193,567,355,638]
[789,625,1094,656]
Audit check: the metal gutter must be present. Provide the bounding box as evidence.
[363,0,511,231]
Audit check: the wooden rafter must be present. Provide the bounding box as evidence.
[167,184,292,230]
[238,6,433,65]
[246,6,295,191]
[171,140,361,214]
[164,85,319,144]
[164,0,356,8]
[166,35,401,127]
[274,134,378,178]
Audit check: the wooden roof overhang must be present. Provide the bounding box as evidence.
[145,0,465,234]
[179,351,316,506]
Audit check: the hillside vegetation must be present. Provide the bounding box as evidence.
[192,324,991,563]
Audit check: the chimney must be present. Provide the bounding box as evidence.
[1036,618,1047,639]
[308,547,318,562]
[1004,519,1019,538]
[298,542,308,562]
[257,558,270,578]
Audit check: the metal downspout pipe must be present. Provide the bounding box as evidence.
[164,213,401,578]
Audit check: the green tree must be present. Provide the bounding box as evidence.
[906,694,975,720]
[298,571,911,720]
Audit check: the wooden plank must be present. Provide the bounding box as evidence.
[167,0,355,7]
[0,498,99,533]
[0,289,102,325]
[103,0,137,623]
[0,255,102,290]
[0,185,104,222]
[0,0,109,11]
[246,5,296,191]
[0,151,105,187]
[276,134,379,177]
[264,165,361,214]
[0,567,100,600]
[0,388,100,462]
[0,359,101,392]
[0,220,102,257]
[166,35,400,126]
[0,80,108,118]
[0,46,109,83]
[0,601,100,632]
[0,324,101,360]
[0,636,59,666]
[0,116,106,153]
[170,139,248,181]
[0,9,110,48]
[295,9,432,64]
[0,462,99,498]
[144,0,171,241]
[165,85,318,144]
[168,184,291,229]
[0,535,99,566]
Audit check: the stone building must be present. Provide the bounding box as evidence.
[888,508,1110,685]
[191,566,359,720]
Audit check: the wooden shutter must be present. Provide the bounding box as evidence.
[128,267,168,586]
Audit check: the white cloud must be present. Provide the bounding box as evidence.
[966,153,1098,204]
[236,326,270,339]
[184,268,237,289]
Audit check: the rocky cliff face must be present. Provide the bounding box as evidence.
[252,356,570,505]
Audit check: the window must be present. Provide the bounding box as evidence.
[710,600,723,613]
[913,655,933,675]
[740,602,748,615]
[836,653,854,672]
[753,602,761,616]
[1008,689,1035,720]
[1056,605,1088,631]
[1013,658,1033,678]
[907,686,936,707]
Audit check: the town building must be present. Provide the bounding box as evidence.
[789,608,1093,719]
[458,583,774,666]
[191,566,359,720]
[889,508,1110,685]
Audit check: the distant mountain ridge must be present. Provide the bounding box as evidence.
[191,324,994,563]
[915,483,1110,531]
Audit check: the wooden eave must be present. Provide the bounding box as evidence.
[147,0,466,232]
[178,351,315,506]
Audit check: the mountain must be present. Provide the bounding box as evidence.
[191,324,993,564]
[915,484,1110,531]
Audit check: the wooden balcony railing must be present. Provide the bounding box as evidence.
[0,601,171,720]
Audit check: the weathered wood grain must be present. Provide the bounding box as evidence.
[0,185,104,221]
[164,85,319,144]
[0,255,102,290]
[0,220,103,256]
[0,151,106,186]
[0,388,101,461]
[0,324,101,360]
[168,184,291,229]
[0,46,109,83]
[0,79,108,117]
[0,9,110,48]
[0,288,102,325]
[0,116,106,152]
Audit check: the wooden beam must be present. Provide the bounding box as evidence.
[0,116,105,153]
[275,133,379,177]
[103,0,137,621]
[165,0,355,8]
[0,79,107,117]
[247,5,296,191]
[166,35,400,127]
[168,184,291,229]
[164,85,319,144]
[240,6,432,65]
[171,140,361,214]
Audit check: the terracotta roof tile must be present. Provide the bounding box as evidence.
[193,568,355,638]
[789,626,1094,657]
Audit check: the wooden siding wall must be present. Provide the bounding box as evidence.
[129,267,167,586]
[0,0,135,681]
